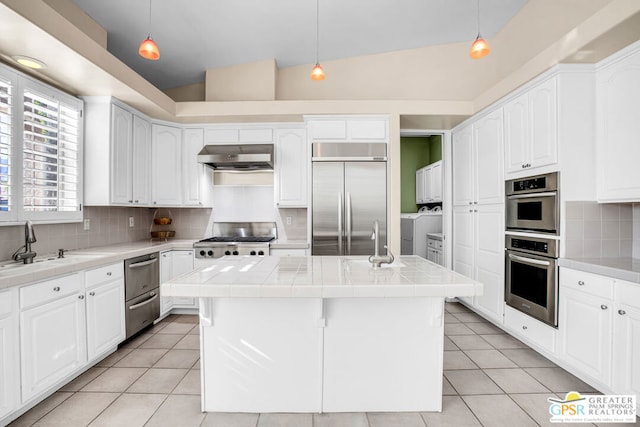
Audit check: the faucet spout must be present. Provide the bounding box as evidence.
[13,221,37,264]
[368,220,395,268]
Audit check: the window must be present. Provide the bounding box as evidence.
[0,63,83,225]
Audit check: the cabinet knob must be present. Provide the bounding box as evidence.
[618,309,626,315]
[89,291,95,296]
[469,209,473,213]
[474,201,478,204]
[78,295,85,300]
[468,201,473,205]
[106,271,112,276]
[577,281,585,286]
[522,325,528,330]
[53,286,60,292]
[600,305,608,310]
[135,200,139,203]
[128,200,133,203]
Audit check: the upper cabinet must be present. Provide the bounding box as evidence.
[596,42,640,202]
[416,161,442,204]
[84,98,152,206]
[306,116,388,142]
[275,127,308,207]
[182,128,213,207]
[504,77,558,175]
[151,124,182,206]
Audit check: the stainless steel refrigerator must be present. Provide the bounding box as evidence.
[311,142,387,256]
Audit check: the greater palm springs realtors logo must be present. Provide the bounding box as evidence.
[548,391,637,423]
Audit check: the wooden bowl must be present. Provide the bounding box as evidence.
[153,217,172,225]
[150,231,175,239]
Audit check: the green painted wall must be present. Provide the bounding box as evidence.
[400,135,442,213]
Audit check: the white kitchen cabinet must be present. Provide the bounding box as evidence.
[504,305,556,354]
[182,128,213,207]
[83,98,151,206]
[270,248,308,256]
[152,124,182,206]
[559,272,613,387]
[160,250,196,315]
[85,262,125,362]
[612,280,640,405]
[596,43,640,202]
[417,161,442,204]
[305,116,388,142]
[275,127,308,207]
[20,273,87,403]
[0,289,18,422]
[426,234,444,266]
[504,77,557,175]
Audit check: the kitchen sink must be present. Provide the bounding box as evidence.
[0,253,107,275]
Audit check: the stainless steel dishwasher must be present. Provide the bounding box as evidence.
[124,252,160,338]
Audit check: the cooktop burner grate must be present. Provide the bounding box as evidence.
[198,236,274,243]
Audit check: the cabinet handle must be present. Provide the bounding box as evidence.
[128,200,133,203]
[474,209,478,213]
[106,271,112,276]
[474,201,478,204]
[53,286,60,292]
[89,291,95,296]
[468,201,473,205]
[135,200,139,203]
[600,305,608,310]
[522,325,528,330]
[78,295,85,300]
[618,309,626,315]
[469,209,473,213]
[577,281,585,286]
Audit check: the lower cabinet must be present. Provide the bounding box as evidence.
[612,280,640,402]
[504,305,556,354]
[160,249,196,315]
[85,263,125,362]
[20,273,87,403]
[0,288,18,422]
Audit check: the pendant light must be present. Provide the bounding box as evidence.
[139,0,160,60]
[310,0,325,80]
[470,0,490,59]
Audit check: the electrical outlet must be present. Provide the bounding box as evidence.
[129,216,135,227]
[83,218,90,230]
[286,216,292,225]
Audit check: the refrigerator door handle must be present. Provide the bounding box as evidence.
[346,191,352,255]
[338,192,343,255]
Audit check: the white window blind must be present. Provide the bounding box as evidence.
[0,77,11,214]
[22,90,81,213]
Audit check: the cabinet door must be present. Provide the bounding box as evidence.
[559,287,612,385]
[171,250,196,307]
[474,109,504,205]
[415,168,425,204]
[20,293,86,402]
[452,206,474,280]
[110,104,133,205]
[0,289,17,420]
[182,128,205,206]
[275,128,308,207]
[152,124,182,206]
[613,303,640,399]
[529,77,557,168]
[131,115,151,205]
[452,126,473,206]
[474,204,505,321]
[430,161,442,202]
[503,93,529,174]
[86,279,125,362]
[160,251,173,315]
[597,50,640,202]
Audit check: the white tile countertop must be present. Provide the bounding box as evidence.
[559,257,640,284]
[162,255,482,299]
[0,239,197,290]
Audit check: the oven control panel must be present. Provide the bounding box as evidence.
[505,235,558,258]
[510,238,548,254]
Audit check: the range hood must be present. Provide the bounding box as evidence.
[197,144,274,170]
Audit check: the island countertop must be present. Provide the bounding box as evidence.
[162,255,482,298]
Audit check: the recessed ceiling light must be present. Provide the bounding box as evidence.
[12,56,46,69]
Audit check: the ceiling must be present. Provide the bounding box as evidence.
[71,0,528,90]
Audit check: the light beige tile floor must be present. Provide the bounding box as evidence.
[9,304,638,426]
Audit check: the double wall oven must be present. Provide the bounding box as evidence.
[505,172,560,327]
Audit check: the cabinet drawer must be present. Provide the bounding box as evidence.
[20,273,82,310]
[560,268,614,299]
[616,280,640,308]
[437,240,443,250]
[86,262,124,288]
[504,305,557,353]
[0,288,13,317]
[427,238,437,249]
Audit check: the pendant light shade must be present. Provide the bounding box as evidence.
[139,35,160,60]
[311,63,325,80]
[470,0,490,59]
[310,0,325,80]
[470,35,490,59]
[139,0,160,60]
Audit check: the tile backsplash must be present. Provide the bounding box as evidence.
[564,201,633,258]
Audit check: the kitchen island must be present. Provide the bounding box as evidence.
[161,255,482,413]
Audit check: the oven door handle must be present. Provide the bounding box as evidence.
[128,292,158,310]
[128,258,158,269]
[507,191,557,200]
[508,253,551,266]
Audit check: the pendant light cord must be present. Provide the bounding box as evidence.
[476,0,480,35]
[315,0,320,64]
[148,0,152,37]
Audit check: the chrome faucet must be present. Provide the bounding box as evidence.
[12,220,37,264]
[368,220,394,268]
